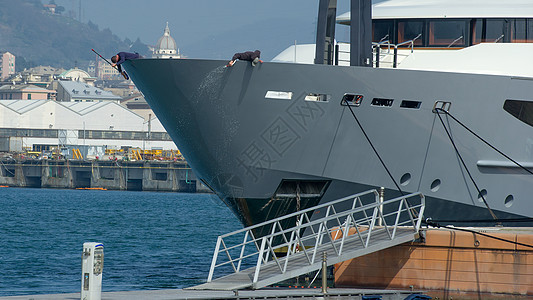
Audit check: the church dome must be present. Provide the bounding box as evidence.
[156,22,177,51]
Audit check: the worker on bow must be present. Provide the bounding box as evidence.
[111,52,140,79]
[227,50,263,67]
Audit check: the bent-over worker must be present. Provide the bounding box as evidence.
[111,52,140,79]
[227,50,263,67]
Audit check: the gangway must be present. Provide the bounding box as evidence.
[190,189,425,291]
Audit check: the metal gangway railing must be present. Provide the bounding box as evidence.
[194,189,425,290]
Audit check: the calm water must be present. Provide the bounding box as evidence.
[0,188,241,296]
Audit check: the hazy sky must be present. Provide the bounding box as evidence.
[53,0,352,59]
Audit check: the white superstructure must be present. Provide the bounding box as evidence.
[273,0,533,77]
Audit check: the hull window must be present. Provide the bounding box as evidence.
[371,98,394,107]
[304,93,330,102]
[400,100,421,109]
[503,100,533,127]
[265,91,293,100]
[341,94,364,106]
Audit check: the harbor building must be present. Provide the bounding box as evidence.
[95,60,122,80]
[0,99,176,152]
[152,22,182,59]
[0,84,56,100]
[58,67,95,84]
[0,52,15,80]
[17,66,66,87]
[100,80,137,97]
[121,93,153,121]
[55,81,121,102]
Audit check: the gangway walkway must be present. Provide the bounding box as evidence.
[190,189,425,291]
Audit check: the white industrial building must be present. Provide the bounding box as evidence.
[0,99,177,151]
[55,81,121,102]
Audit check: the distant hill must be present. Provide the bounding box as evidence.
[0,0,150,70]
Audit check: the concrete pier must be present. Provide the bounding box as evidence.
[0,159,211,193]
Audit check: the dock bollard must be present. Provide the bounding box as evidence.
[322,252,327,294]
[81,242,104,300]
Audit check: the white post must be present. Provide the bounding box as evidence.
[207,236,222,282]
[253,237,267,284]
[81,242,104,300]
[378,187,384,226]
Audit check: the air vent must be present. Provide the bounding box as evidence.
[265,91,293,100]
[305,93,330,102]
[371,98,393,107]
[400,100,421,109]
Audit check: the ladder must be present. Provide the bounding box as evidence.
[190,189,425,290]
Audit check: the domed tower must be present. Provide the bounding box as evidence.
[153,22,181,59]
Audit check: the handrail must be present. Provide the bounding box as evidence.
[447,35,464,48]
[372,34,421,68]
[206,190,425,284]
[218,189,377,238]
[397,33,422,51]
[378,34,390,43]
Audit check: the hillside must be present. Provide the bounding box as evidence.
[0,0,149,70]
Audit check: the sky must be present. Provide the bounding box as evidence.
[52,0,353,60]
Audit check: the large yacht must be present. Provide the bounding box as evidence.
[124,0,533,231]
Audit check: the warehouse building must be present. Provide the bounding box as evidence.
[55,81,121,102]
[0,99,176,152]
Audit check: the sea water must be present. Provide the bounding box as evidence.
[0,188,241,296]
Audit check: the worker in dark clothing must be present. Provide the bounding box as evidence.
[227,50,263,67]
[111,52,140,74]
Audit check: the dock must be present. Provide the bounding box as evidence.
[0,158,210,193]
[335,226,533,298]
[0,288,425,300]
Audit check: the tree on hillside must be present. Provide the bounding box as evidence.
[0,0,149,69]
[130,38,151,57]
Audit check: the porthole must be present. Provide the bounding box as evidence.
[504,195,514,208]
[430,179,441,192]
[477,189,488,202]
[400,173,411,186]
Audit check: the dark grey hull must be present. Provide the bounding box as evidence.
[124,58,533,227]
